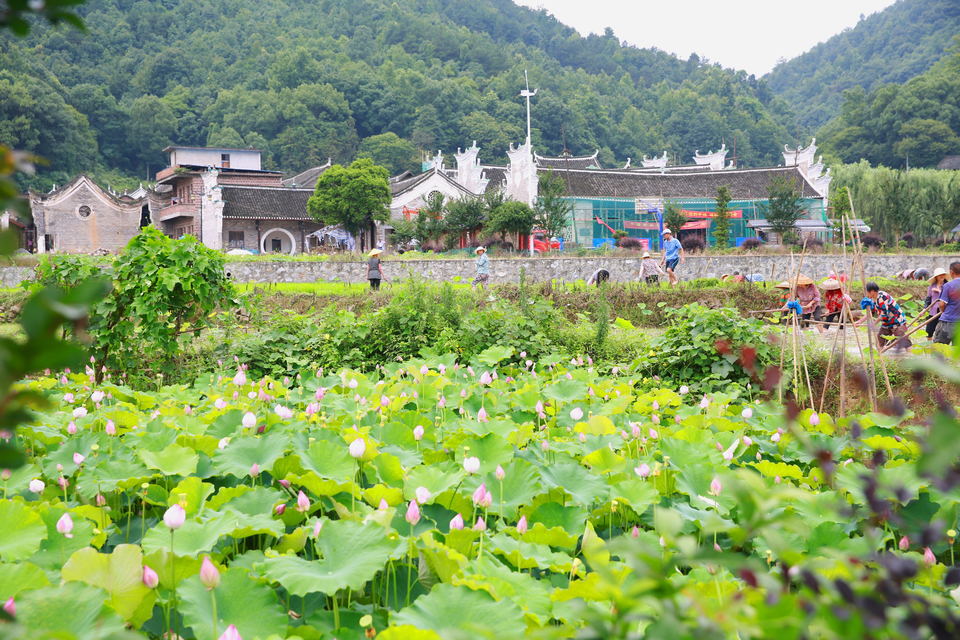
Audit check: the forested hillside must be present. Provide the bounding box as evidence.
[0,0,794,189]
[817,49,960,168]
[765,0,960,131]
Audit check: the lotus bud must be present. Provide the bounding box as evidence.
[95,493,107,507]
[517,515,528,534]
[72,407,87,419]
[415,486,431,504]
[249,463,260,478]
[91,390,105,403]
[200,557,220,591]
[3,597,14,617]
[28,479,44,493]
[214,398,227,409]
[495,465,506,481]
[649,428,659,439]
[105,420,116,436]
[274,504,286,515]
[296,490,310,513]
[924,547,936,566]
[56,512,74,538]
[438,364,446,374]
[477,407,488,423]
[742,436,753,446]
[473,516,487,532]
[438,395,446,408]
[142,565,159,589]
[578,432,586,443]
[348,438,366,459]
[570,407,583,421]
[233,370,247,386]
[709,477,722,496]
[809,412,820,426]
[480,371,494,387]
[278,478,290,489]
[164,504,186,530]
[73,452,85,465]
[771,432,781,443]
[775,475,781,484]
[741,408,753,419]
[312,520,324,538]
[274,405,293,419]
[218,624,242,640]
[67,421,77,435]
[380,395,390,408]
[347,379,358,389]
[405,500,420,525]
[635,463,651,478]
[449,513,464,530]
[463,456,480,474]
[714,542,722,552]
[541,440,550,452]
[58,476,69,490]
[63,392,75,403]
[413,425,425,441]
[472,483,488,505]
[242,412,256,429]
[480,489,493,508]
[315,387,326,400]
[899,535,910,551]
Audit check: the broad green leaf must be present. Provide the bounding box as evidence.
[179,567,287,640]
[14,582,128,638]
[0,500,47,561]
[543,379,587,404]
[453,556,553,625]
[138,442,198,476]
[538,461,609,506]
[0,561,50,597]
[168,476,215,514]
[212,434,289,478]
[259,520,404,594]
[61,544,156,626]
[392,584,526,639]
[475,345,514,366]
[300,438,357,482]
[486,532,573,572]
[575,415,616,436]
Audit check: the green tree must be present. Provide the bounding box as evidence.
[893,119,960,168]
[445,196,487,241]
[713,185,732,249]
[761,176,806,242]
[415,191,447,245]
[534,171,572,240]
[307,158,391,244]
[829,185,852,242]
[486,200,535,242]
[663,201,687,236]
[127,95,177,176]
[357,132,419,175]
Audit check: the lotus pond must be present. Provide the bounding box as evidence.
[2,350,960,640]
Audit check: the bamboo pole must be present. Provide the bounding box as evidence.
[878,313,941,354]
[818,315,845,414]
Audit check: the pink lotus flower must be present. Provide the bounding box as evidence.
[415,486,431,504]
[378,498,389,510]
[679,385,689,395]
[649,428,659,439]
[274,504,286,515]
[91,390,105,403]
[578,432,586,443]
[463,456,480,474]
[899,535,910,551]
[479,371,492,385]
[631,525,640,538]
[233,370,247,386]
[63,393,75,403]
[449,513,464,530]
[699,396,710,410]
[72,407,87,419]
[495,465,506,481]
[473,516,487,532]
[924,547,936,566]
[241,412,256,429]
[741,408,753,419]
[479,488,493,508]
[73,452,85,465]
[315,387,326,400]
[438,395,446,408]
[438,364,446,374]
[709,477,722,496]
[809,412,820,426]
[278,479,290,488]
[413,425,425,441]
[477,407,488,423]
[347,379,358,389]
[200,556,221,590]
[218,624,242,640]
[714,542,722,552]
[472,483,488,506]
[348,438,366,459]
[67,421,77,435]
[105,420,116,436]
[311,520,324,538]
[405,500,420,525]
[771,432,781,443]
[541,440,550,452]
[164,504,186,530]
[143,565,159,589]
[631,424,642,438]
[516,515,528,534]
[58,476,69,490]
[274,405,293,419]
[249,463,260,478]
[296,491,310,513]
[29,479,44,493]
[94,493,107,507]
[570,407,584,421]
[420,364,429,375]
[214,398,227,409]
[56,512,74,538]
[742,436,753,446]
[3,597,14,617]
[635,463,651,478]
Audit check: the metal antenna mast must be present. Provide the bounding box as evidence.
[520,70,538,146]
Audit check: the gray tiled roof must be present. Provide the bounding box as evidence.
[535,152,601,170]
[221,186,313,220]
[482,166,507,193]
[543,165,822,200]
[937,156,960,170]
[282,161,331,188]
[390,170,436,196]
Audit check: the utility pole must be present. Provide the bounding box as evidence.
[520,70,538,147]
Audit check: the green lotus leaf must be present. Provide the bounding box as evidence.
[486,532,573,572]
[206,485,254,511]
[609,478,659,513]
[31,508,96,570]
[0,500,46,561]
[300,438,358,482]
[475,345,514,366]
[455,433,514,472]
[0,560,50,597]
[516,522,578,550]
[377,626,442,640]
[575,415,616,436]
[61,544,156,626]
[405,461,464,497]
[77,458,154,494]
[581,446,627,474]
[213,486,285,516]
[13,581,129,639]
[138,442,199,476]
[419,535,468,582]
[212,434,289,478]
[392,583,526,639]
[543,379,587,404]
[259,519,404,595]
[528,501,588,535]
[178,566,288,640]
[167,476,216,514]
[141,512,247,556]
[371,451,406,486]
[538,460,609,506]
[452,556,553,625]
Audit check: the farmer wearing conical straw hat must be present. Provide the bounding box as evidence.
[924,268,948,339]
[367,248,384,291]
[793,274,823,331]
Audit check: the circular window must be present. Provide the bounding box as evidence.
[77,205,92,218]
[427,190,443,203]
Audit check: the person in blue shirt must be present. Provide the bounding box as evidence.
[472,246,490,287]
[659,228,685,286]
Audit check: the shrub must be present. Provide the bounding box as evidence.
[681,237,706,253]
[616,237,645,249]
[633,303,776,391]
[861,233,884,249]
[740,238,762,251]
[901,232,916,248]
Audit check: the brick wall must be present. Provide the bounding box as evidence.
[35,187,143,253]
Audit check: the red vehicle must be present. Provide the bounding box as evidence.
[532,231,561,253]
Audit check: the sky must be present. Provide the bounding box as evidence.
[512,0,899,76]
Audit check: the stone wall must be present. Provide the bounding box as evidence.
[220,254,960,285]
[9,254,959,287]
